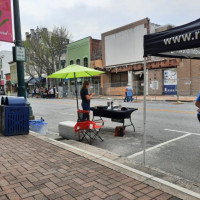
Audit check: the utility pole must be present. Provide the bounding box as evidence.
[13,0,25,98]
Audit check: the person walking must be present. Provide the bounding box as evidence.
[53,85,57,98]
[31,89,34,98]
[34,88,36,97]
[40,87,44,98]
[26,87,30,98]
[195,91,200,122]
[80,80,95,120]
[36,88,39,98]
[126,84,134,102]
[124,89,128,102]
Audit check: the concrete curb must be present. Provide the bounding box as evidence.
[30,132,200,200]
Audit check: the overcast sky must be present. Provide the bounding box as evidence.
[1,0,200,51]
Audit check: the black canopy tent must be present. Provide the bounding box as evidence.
[144,18,200,58]
[142,18,200,164]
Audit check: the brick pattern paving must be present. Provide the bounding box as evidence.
[0,135,182,200]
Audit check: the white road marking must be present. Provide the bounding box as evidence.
[164,129,200,136]
[62,113,75,116]
[128,129,200,159]
[127,133,192,159]
[48,138,200,199]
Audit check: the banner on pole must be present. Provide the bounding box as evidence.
[0,0,13,43]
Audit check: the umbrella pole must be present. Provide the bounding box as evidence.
[74,72,79,120]
[143,57,147,165]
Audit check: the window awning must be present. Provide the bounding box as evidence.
[25,77,33,83]
[25,77,46,84]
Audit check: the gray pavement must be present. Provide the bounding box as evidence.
[28,97,200,184]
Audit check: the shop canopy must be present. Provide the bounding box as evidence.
[144,18,200,59]
[25,77,46,84]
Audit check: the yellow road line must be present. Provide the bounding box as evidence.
[138,108,196,115]
[30,100,75,105]
[30,100,196,115]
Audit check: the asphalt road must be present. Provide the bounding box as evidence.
[28,97,200,184]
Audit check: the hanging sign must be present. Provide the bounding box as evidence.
[0,0,13,43]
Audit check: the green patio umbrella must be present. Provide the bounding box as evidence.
[48,64,104,114]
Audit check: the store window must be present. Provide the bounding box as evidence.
[76,59,80,65]
[84,57,88,67]
[111,72,128,87]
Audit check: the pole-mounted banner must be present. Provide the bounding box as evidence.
[0,0,13,43]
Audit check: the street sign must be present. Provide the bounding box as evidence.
[15,46,26,61]
[13,46,26,62]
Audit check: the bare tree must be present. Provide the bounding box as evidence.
[24,26,71,86]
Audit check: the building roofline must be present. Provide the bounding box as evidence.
[102,18,150,37]
[68,36,101,46]
[92,39,101,42]
[67,36,91,45]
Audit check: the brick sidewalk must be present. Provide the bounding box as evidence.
[0,135,182,200]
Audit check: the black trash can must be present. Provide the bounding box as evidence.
[0,97,29,136]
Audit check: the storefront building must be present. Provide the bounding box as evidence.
[67,37,103,95]
[101,18,200,96]
[101,18,158,96]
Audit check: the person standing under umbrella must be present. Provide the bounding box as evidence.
[80,80,95,119]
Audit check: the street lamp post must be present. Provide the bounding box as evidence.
[13,0,26,98]
[13,0,34,120]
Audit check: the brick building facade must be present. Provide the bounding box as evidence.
[177,59,200,96]
[67,37,103,95]
[100,18,200,96]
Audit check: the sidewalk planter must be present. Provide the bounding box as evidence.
[29,120,48,135]
[0,97,29,136]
